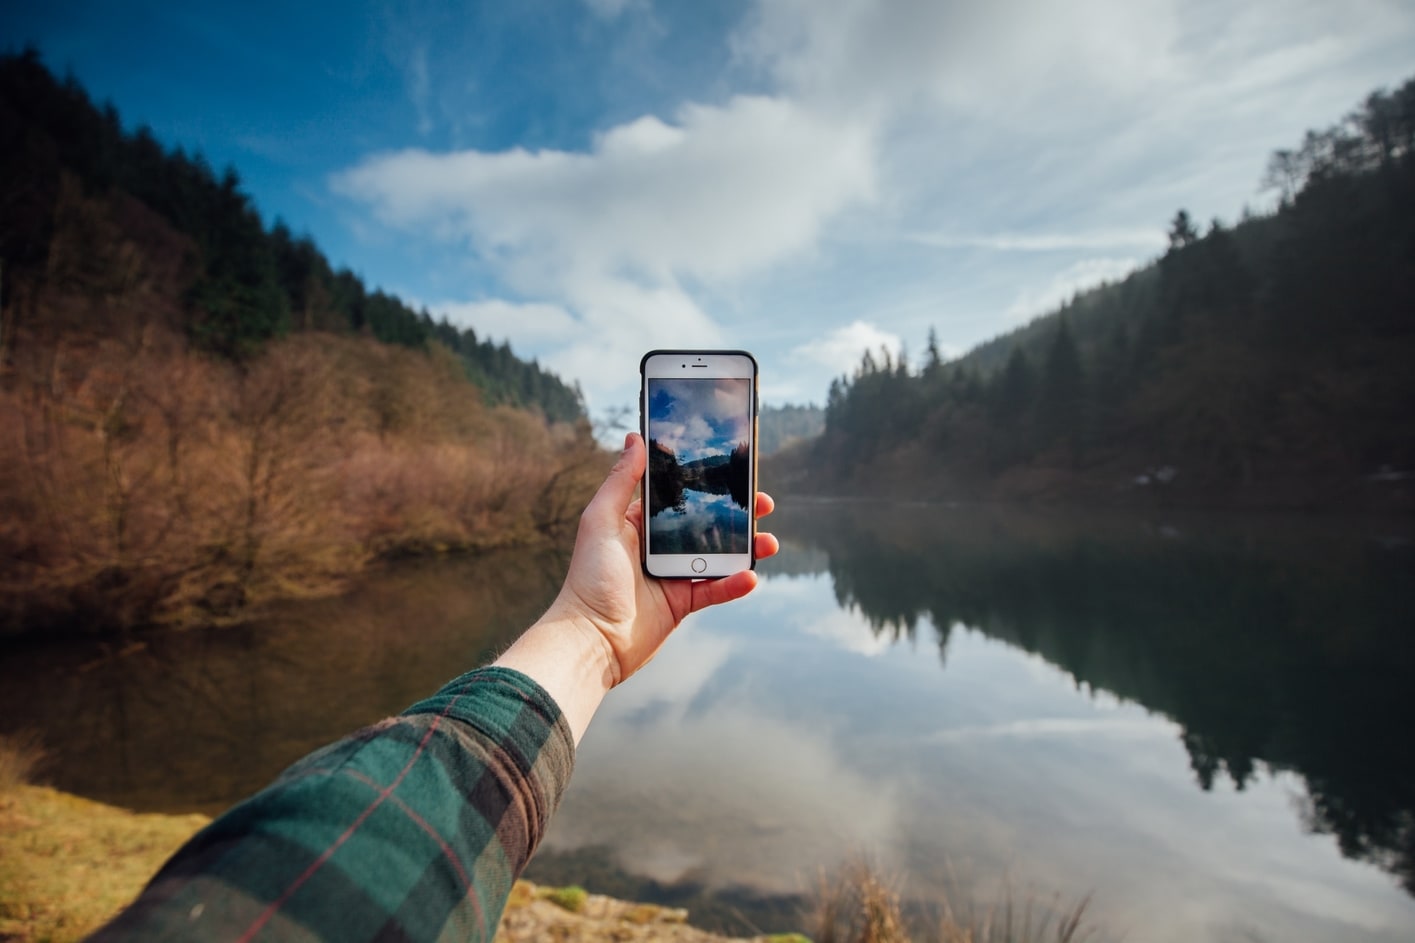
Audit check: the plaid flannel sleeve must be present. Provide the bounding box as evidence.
[88,666,576,943]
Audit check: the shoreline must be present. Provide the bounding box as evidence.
[0,526,573,646]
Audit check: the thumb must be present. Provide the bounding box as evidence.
[586,432,645,523]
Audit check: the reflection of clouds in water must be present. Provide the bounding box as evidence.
[549,623,898,892]
[794,608,893,656]
[653,490,742,523]
[553,579,1415,943]
[606,626,733,719]
[754,573,891,656]
[650,490,749,553]
[926,715,1177,743]
[898,630,1415,943]
[549,706,898,891]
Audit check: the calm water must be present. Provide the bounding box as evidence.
[2,502,1413,942]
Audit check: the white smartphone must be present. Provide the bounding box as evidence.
[640,350,758,579]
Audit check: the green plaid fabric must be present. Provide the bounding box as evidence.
[89,667,575,942]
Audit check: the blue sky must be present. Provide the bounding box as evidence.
[648,378,750,461]
[6,1,1414,413]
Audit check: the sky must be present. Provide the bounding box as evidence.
[648,377,752,460]
[5,0,1414,414]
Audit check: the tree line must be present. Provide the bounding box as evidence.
[797,76,1415,506]
[0,48,583,423]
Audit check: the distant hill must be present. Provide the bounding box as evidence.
[0,49,583,423]
[683,454,731,472]
[770,76,1415,511]
[758,403,824,456]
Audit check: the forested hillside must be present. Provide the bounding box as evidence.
[0,51,603,638]
[778,78,1415,509]
[0,49,582,421]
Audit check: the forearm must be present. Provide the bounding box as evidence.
[90,668,574,943]
[493,607,617,746]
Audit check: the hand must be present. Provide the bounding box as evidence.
[546,432,778,685]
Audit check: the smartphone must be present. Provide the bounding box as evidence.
[640,350,758,579]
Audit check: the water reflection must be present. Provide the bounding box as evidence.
[532,501,1415,942]
[0,548,566,814]
[774,501,1415,898]
[2,503,1413,941]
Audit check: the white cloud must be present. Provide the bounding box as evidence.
[1004,257,1141,323]
[434,298,580,346]
[334,94,875,407]
[790,319,903,378]
[335,97,873,285]
[732,0,1181,121]
[911,228,1167,254]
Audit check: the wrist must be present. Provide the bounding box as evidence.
[539,601,622,689]
[493,605,618,745]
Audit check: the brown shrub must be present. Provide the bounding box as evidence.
[0,326,600,637]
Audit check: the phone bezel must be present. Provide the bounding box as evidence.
[639,350,758,579]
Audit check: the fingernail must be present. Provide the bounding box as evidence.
[622,432,634,452]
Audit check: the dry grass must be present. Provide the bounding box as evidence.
[0,776,209,942]
[0,735,46,795]
[0,730,206,942]
[813,860,1096,943]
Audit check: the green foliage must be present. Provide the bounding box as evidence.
[539,884,589,913]
[813,74,1415,499]
[0,50,583,421]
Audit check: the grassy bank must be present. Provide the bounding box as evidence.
[0,735,210,941]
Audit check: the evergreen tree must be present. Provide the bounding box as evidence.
[1038,319,1085,461]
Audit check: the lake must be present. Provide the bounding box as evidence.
[2,500,1412,942]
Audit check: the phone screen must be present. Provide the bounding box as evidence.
[641,352,756,577]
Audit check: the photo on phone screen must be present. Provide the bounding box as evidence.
[645,375,753,556]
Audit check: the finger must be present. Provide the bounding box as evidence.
[754,531,780,560]
[687,569,759,614]
[625,497,644,529]
[585,432,646,525]
[754,492,775,519]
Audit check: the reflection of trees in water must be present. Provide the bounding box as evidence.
[648,440,687,515]
[0,548,565,814]
[648,439,752,517]
[726,442,750,509]
[771,503,1415,896]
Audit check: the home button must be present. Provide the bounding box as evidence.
[691,557,707,574]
